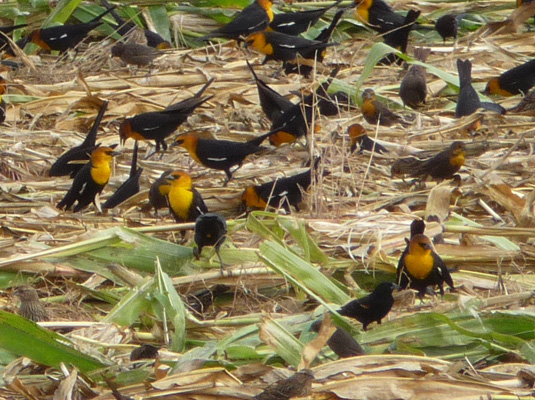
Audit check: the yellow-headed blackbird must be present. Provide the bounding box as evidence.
[0,75,6,124]
[49,100,108,178]
[391,141,465,181]
[193,213,227,270]
[57,146,119,212]
[27,8,115,53]
[270,0,342,35]
[283,8,344,76]
[397,234,454,299]
[186,284,230,315]
[103,141,143,209]
[15,285,49,322]
[348,123,388,154]
[111,43,159,67]
[435,14,462,42]
[484,58,535,97]
[202,0,274,40]
[239,159,320,213]
[455,59,481,118]
[310,319,365,358]
[338,282,397,331]
[119,79,214,153]
[245,30,334,63]
[148,169,173,213]
[509,87,535,114]
[247,60,294,122]
[398,47,430,109]
[130,344,159,361]
[254,369,314,400]
[361,88,408,127]
[101,0,171,49]
[165,171,208,223]
[0,24,27,51]
[174,134,265,185]
[381,9,420,66]
[354,0,405,34]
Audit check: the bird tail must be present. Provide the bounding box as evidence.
[88,6,117,24]
[82,100,108,148]
[194,77,215,98]
[456,59,472,88]
[314,8,345,43]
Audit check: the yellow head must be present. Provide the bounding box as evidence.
[485,77,513,97]
[245,31,273,56]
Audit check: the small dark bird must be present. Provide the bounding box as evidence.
[270,0,342,35]
[354,0,405,34]
[310,320,365,358]
[193,213,227,270]
[101,0,171,49]
[455,59,481,118]
[397,234,454,299]
[390,141,466,181]
[119,79,213,153]
[111,42,159,67]
[435,14,460,42]
[148,170,173,214]
[173,134,266,185]
[381,9,421,66]
[338,282,397,331]
[186,284,230,315]
[49,100,108,178]
[102,142,143,209]
[202,0,274,40]
[27,8,115,53]
[165,171,208,223]
[348,123,388,154]
[484,58,535,97]
[399,47,430,109]
[130,344,159,361]
[15,285,49,322]
[254,369,314,400]
[361,88,408,127]
[239,159,320,213]
[245,30,335,63]
[57,146,119,212]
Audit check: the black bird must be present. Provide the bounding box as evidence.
[381,9,421,66]
[455,59,481,118]
[147,169,173,214]
[193,213,228,271]
[310,319,365,358]
[49,100,108,178]
[270,0,343,36]
[338,282,397,331]
[130,344,159,361]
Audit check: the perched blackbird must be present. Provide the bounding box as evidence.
[27,8,115,53]
[119,79,213,153]
[282,8,345,76]
[338,282,397,331]
[186,284,230,314]
[148,170,173,214]
[310,320,365,358]
[111,42,159,67]
[15,285,49,322]
[103,141,143,209]
[49,100,108,178]
[165,171,208,223]
[348,123,388,154]
[201,0,274,40]
[130,344,159,361]
[247,61,294,122]
[361,88,408,127]
[239,159,320,213]
[509,87,535,114]
[101,0,171,49]
[354,0,405,34]
[484,58,535,97]
[390,141,466,181]
[57,146,119,212]
[381,9,421,66]
[455,59,481,118]
[399,47,430,109]
[245,30,335,64]
[193,213,227,270]
[397,234,454,299]
[270,0,342,35]
[173,134,265,185]
[435,14,462,42]
[254,369,314,400]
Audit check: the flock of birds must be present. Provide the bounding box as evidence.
[3,0,535,388]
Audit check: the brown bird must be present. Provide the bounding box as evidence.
[254,369,314,400]
[455,59,481,118]
[361,88,408,127]
[111,43,159,67]
[348,124,388,154]
[399,47,430,109]
[310,320,365,358]
[130,344,159,361]
[15,286,49,322]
